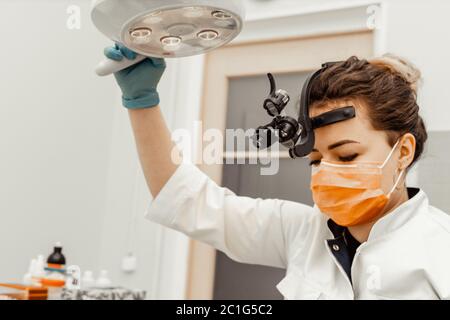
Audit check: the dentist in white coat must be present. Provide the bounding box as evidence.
[103,44,450,299]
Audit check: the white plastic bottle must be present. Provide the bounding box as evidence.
[32,255,46,285]
[82,271,96,289]
[95,270,112,288]
[23,259,37,286]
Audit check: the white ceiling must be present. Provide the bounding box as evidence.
[242,0,379,20]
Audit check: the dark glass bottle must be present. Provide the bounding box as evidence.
[47,243,66,269]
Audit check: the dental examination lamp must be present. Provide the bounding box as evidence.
[91,0,245,76]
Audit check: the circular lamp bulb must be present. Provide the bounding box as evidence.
[198,30,219,41]
[212,10,233,20]
[130,27,152,44]
[161,36,182,51]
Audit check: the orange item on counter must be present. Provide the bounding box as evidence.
[40,278,66,288]
[0,283,48,300]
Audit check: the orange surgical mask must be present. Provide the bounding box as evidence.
[310,140,404,227]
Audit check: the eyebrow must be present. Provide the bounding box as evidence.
[312,140,360,152]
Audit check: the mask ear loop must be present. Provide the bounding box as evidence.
[384,139,406,196]
[380,139,401,169]
[388,169,405,196]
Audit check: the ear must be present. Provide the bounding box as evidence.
[398,133,416,170]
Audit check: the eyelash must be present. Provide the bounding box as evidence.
[309,154,359,166]
[339,154,359,162]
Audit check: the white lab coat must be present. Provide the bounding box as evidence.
[145,163,450,300]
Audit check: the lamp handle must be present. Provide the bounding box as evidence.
[95,54,147,76]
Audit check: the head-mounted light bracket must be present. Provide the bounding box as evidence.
[254,61,356,158]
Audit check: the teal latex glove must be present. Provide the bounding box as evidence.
[104,43,166,109]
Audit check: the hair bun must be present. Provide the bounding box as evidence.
[370,53,421,94]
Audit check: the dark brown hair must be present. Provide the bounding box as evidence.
[309,54,427,168]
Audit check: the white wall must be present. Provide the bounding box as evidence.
[382,0,450,131]
[0,0,193,297]
[243,0,376,20]
[0,0,201,297]
[0,0,117,281]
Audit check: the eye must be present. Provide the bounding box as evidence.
[339,154,359,162]
[309,159,321,167]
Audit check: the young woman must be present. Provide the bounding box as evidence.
[104,45,450,300]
